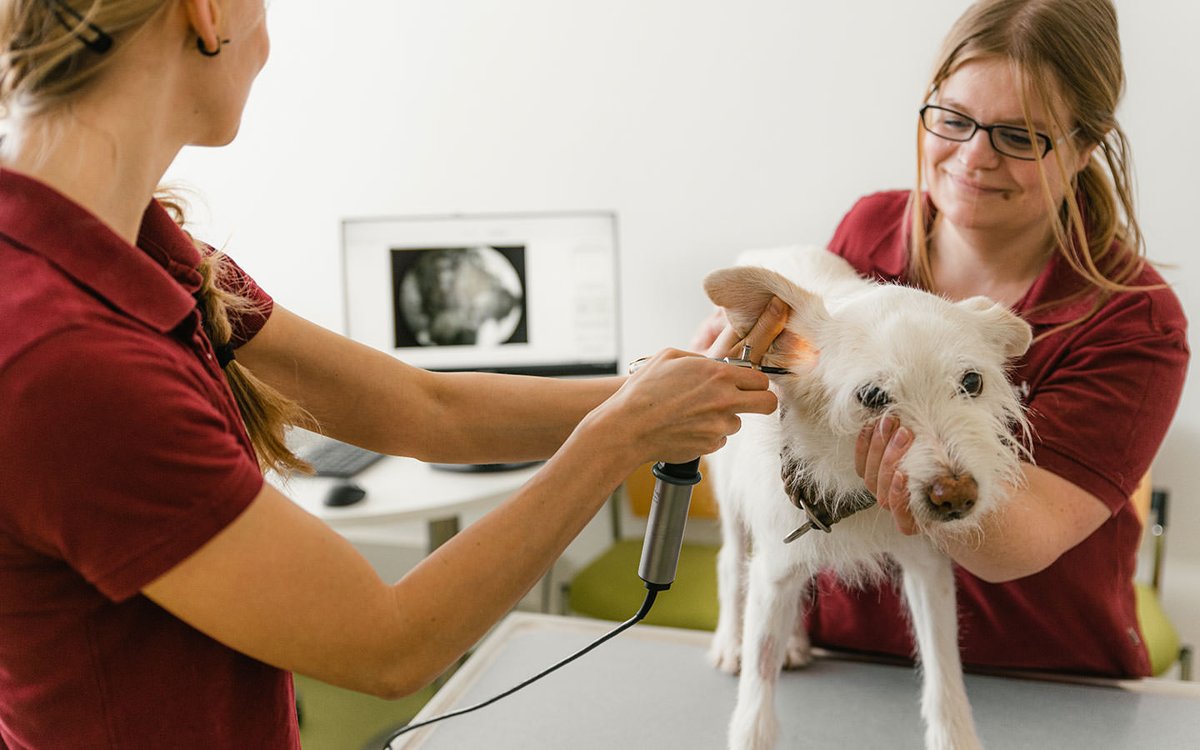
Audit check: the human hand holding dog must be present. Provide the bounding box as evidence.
[856,416,920,535]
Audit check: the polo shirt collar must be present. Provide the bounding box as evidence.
[0,168,201,333]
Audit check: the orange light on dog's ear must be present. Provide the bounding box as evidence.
[766,331,817,370]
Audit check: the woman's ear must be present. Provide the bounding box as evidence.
[1073,139,1097,175]
[183,0,221,51]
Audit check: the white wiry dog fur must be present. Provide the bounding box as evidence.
[703,246,1032,750]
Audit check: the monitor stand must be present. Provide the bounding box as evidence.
[429,461,543,473]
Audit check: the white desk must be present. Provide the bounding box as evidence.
[392,612,1200,749]
[270,457,542,552]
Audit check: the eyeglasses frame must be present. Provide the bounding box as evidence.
[918,104,1072,162]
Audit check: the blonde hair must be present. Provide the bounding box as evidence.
[0,1,164,117]
[3,2,311,473]
[188,233,315,474]
[910,0,1145,333]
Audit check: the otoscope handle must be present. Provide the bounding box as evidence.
[638,458,702,590]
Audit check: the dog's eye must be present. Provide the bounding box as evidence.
[856,385,891,410]
[959,371,983,397]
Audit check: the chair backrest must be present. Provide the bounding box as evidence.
[625,459,720,520]
[1130,473,1153,526]
[1131,472,1171,595]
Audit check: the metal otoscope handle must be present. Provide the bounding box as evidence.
[638,458,702,590]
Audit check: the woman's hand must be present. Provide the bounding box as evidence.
[600,352,768,463]
[588,295,790,466]
[856,416,919,535]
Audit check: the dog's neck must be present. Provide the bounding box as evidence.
[780,448,876,532]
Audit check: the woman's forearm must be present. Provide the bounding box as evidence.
[237,304,620,462]
[945,464,1111,583]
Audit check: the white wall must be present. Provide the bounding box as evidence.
[166,1,1200,656]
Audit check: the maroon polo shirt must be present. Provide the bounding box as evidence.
[0,169,297,747]
[804,190,1189,677]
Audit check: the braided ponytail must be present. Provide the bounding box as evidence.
[192,244,315,474]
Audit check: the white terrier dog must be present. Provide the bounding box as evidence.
[703,246,1032,750]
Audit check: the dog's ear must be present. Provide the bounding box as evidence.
[955,296,1033,359]
[703,266,831,363]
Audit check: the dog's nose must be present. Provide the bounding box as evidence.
[926,474,978,520]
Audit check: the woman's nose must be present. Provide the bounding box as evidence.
[957,130,1001,169]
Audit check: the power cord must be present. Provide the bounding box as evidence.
[380,588,659,748]
[381,457,699,747]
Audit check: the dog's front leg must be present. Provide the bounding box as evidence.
[710,507,750,674]
[897,545,983,750]
[728,549,807,750]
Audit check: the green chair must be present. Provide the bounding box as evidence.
[294,673,436,750]
[1132,477,1193,679]
[562,460,721,630]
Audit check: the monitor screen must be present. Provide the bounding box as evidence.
[341,212,620,377]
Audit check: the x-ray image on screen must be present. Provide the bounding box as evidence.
[391,245,528,348]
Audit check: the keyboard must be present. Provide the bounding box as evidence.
[296,437,385,478]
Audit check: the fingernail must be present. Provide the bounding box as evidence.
[768,297,786,315]
[878,416,897,436]
[892,427,912,448]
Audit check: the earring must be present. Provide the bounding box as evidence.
[196,36,230,57]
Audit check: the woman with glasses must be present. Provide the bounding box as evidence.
[0,2,788,746]
[696,0,1187,678]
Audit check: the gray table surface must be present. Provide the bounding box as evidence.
[393,613,1200,749]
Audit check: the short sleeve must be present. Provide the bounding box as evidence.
[0,325,264,601]
[826,191,910,281]
[1022,291,1189,512]
[204,250,275,347]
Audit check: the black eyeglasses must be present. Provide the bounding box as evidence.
[45,0,113,55]
[919,104,1069,161]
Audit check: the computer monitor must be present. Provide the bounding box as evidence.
[341,211,620,377]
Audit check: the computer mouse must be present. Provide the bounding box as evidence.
[323,482,367,508]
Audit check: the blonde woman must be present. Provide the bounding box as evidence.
[0,2,786,746]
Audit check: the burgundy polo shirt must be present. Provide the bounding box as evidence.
[806,190,1189,677]
[0,169,297,747]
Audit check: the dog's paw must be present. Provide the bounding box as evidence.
[925,722,984,750]
[728,704,778,750]
[708,636,742,675]
[781,631,813,670]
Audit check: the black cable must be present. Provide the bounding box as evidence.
[380,588,659,748]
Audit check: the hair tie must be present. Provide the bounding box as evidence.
[213,341,236,369]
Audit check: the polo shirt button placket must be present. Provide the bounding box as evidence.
[192,326,220,373]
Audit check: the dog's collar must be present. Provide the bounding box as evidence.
[780,451,876,544]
